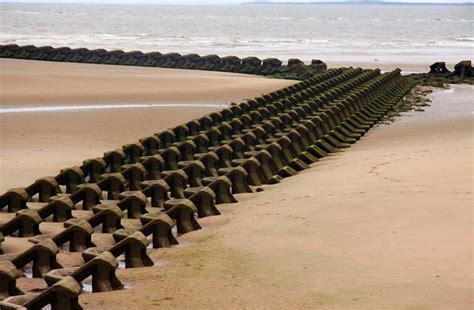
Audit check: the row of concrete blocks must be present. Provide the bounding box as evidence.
[0,68,415,239]
[0,68,416,238]
[0,68,416,239]
[1,67,389,221]
[0,69,416,309]
[0,44,327,77]
[0,67,350,210]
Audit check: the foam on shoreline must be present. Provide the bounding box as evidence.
[0,103,229,114]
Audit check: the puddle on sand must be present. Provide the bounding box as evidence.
[82,283,133,293]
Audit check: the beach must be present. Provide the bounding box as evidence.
[0,54,472,310]
[1,1,473,309]
[0,59,295,191]
[0,59,295,106]
[72,84,472,309]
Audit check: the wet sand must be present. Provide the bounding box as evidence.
[77,84,473,309]
[0,59,295,191]
[0,59,294,106]
[1,58,472,309]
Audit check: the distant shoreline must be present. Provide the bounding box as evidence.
[242,2,474,6]
[2,2,473,6]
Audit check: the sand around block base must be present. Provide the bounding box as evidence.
[77,85,473,309]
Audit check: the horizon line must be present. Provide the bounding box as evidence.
[2,1,473,5]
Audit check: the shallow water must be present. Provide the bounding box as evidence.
[0,103,229,114]
[1,3,472,63]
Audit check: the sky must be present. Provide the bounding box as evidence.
[1,0,471,4]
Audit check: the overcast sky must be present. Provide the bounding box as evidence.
[1,0,471,4]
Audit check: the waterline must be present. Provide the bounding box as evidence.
[0,103,228,114]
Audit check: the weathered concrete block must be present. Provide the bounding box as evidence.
[216,56,241,72]
[140,154,165,180]
[37,195,75,222]
[184,187,220,218]
[0,276,82,310]
[454,60,473,77]
[121,163,147,191]
[156,130,176,148]
[0,188,29,213]
[238,56,262,74]
[159,147,181,171]
[49,47,73,62]
[82,231,152,268]
[178,160,205,187]
[117,191,148,219]
[260,58,283,75]
[88,204,124,233]
[55,167,85,194]
[132,212,177,248]
[82,48,107,63]
[160,52,182,68]
[176,140,197,161]
[164,199,201,234]
[429,62,450,74]
[122,142,145,164]
[9,239,61,278]
[100,49,125,65]
[120,51,145,66]
[0,209,42,237]
[162,170,188,199]
[177,53,201,69]
[195,151,219,178]
[217,166,252,194]
[103,149,126,173]
[138,51,163,67]
[97,173,126,200]
[198,54,221,70]
[45,251,123,292]
[68,184,102,210]
[25,177,60,203]
[0,261,23,300]
[141,179,170,208]
[68,48,90,63]
[139,135,161,155]
[81,157,106,183]
[31,220,95,252]
[0,44,21,58]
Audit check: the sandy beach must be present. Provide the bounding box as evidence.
[1,1,472,308]
[0,59,295,106]
[0,58,472,309]
[0,59,295,191]
[69,84,472,309]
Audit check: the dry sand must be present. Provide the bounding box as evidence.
[0,59,294,106]
[78,84,472,309]
[0,59,472,309]
[0,59,295,191]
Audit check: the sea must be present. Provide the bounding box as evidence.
[0,3,473,68]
